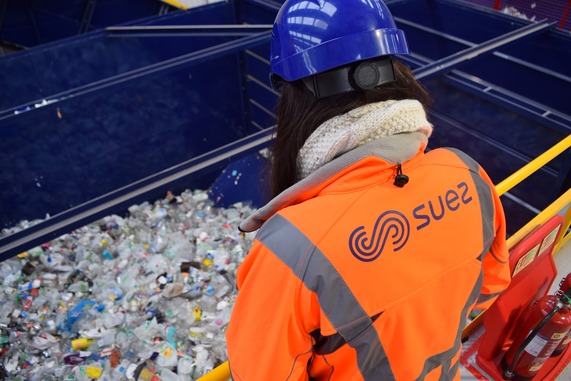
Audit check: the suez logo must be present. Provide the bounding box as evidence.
[349,182,473,262]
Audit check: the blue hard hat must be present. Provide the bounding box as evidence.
[270,0,409,81]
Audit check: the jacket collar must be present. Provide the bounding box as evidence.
[239,131,428,232]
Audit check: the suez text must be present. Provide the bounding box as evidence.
[412,181,473,231]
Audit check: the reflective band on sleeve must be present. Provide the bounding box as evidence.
[257,214,397,381]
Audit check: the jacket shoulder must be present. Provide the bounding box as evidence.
[425,147,481,172]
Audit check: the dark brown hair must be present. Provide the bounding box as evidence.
[269,59,433,197]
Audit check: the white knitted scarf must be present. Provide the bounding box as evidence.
[297,99,433,180]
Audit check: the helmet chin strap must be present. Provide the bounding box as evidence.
[302,56,396,99]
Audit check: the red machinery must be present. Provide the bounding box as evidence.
[461,214,569,380]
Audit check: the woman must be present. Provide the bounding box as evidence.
[226,0,511,379]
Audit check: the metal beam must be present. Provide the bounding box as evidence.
[244,0,282,12]
[413,20,557,81]
[106,24,273,38]
[399,52,571,134]
[444,70,571,134]
[396,16,571,86]
[0,0,7,33]
[0,30,272,122]
[79,0,98,34]
[26,0,42,45]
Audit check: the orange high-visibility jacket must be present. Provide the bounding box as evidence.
[227,133,510,381]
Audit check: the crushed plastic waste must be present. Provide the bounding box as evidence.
[500,6,536,21]
[0,189,256,380]
[13,98,58,115]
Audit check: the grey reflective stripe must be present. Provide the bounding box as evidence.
[476,290,503,305]
[444,148,496,260]
[312,313,383,355]
[415,148,495,381]
[414,271,485,381]
[257,214,397,381]
[449,359,460,380]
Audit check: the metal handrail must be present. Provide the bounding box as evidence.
[461,134,571,340]
[506,187,571,253]
[499,134,571,255]
[496,134,571,251]
[495,134,571,197]
[198,134,571,381]
[556,205,571,253]
[196,362,231,381]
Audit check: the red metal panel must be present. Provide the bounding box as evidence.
[472,215,568,380]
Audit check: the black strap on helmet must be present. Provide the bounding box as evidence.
[302,56,396,99]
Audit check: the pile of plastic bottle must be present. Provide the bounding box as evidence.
[0,189,257,380]
[500,6,535,21]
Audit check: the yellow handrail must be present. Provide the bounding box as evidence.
[196,361,231,381]
[200,135,571,380]
[462,134,571,339]
[497,134,571,251]
[159,0,191,10]
[554,200,571,254]
[506,187,571,251]
[495,134,571,197]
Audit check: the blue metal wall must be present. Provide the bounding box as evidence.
[0,2,273,232]
[0,0,167,48]
[461,0,571,32]
[387,0,571,232]
[0,0,570,259]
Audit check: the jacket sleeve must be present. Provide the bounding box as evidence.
[473,167,511,311]
[226,237,320,380]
